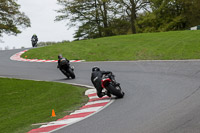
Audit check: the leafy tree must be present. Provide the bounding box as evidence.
[138,0,200,32]
[73,21,100,40]
[0,0,30,37]
[114,0,150,34]
[56,0,113,39]
[181,0,200,27]
[56,0,131,39]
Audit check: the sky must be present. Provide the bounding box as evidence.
[0,0,75,50]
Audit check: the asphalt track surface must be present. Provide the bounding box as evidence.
[1,49,200,133]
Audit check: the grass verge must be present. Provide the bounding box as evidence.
[22,30,200,61]
[0,78,88,133]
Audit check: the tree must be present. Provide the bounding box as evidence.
[0,0,30,37]
[56,0,130,39]
[137,0,200,32]
[56,0,114,39]
[56,0,151,39]
[180,0,200,27]
[114,0,150,34]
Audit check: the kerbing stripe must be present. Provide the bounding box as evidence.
[28,88,113,133]
[57,111,95,121]
[71,106,103,114]
[86,99,111,105]
[89,96,110,102]
[40,118,83,127]
[28,124,66,133]
[80,102,109,109]
[10,50,85,63]
[88,93,97,97]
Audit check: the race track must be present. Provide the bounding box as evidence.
[1,49,200,133]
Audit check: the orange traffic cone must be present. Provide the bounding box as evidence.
[51,109,56,117]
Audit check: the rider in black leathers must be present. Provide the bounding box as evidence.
[31,34,38,46]
[57,54,70,69]
[91,66,112,98]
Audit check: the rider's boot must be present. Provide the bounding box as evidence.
[105,91,111,97]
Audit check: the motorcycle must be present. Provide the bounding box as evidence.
[101,73,124,98]
[59,61,75,79]
[31,38,37,47]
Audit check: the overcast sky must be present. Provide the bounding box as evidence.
[0,0,75,50]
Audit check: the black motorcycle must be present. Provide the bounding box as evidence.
[31,38,37,47]
[101,73,124,98]
[59,61,75,79]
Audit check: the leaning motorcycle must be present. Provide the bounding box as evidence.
[101,73,124,98]
[59,61,75,79]
[31,38,37,47]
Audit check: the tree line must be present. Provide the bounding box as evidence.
[55,0,200,40]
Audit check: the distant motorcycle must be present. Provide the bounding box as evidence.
[59,60,75,79]
[31,38,37,47]
[101,73,124,98]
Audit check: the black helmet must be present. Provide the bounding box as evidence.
[92,66,100,72]
[58,54,63,59]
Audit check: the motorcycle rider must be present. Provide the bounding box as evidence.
[57,54,70,69]
[91,66,112,98]
[57,54,75,79]
[31,34,38,47]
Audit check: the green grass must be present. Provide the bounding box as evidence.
[22,30,200,61]
[0,78,88,133]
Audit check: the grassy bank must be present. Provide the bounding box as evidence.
[22,30,200,61]
[0,78,88,133]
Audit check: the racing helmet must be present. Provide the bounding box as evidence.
[58,54,63,59]
[92,66,100,72]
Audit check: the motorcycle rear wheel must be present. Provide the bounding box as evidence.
[68,69,75,79]
[107,84,124,98]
